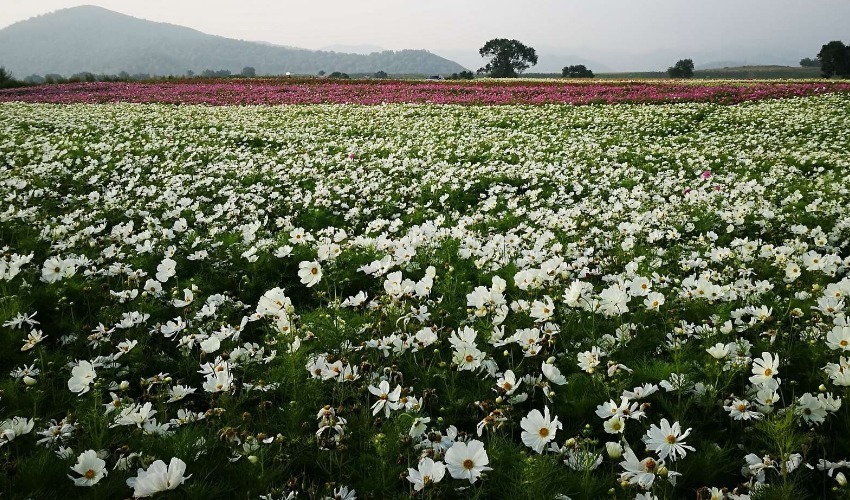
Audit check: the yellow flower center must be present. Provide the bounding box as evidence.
[463,459,474,470]
[539,427,550,438]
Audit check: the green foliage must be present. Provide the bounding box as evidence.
[449,70,475,80]
[668,58,695,78]
[562,65,595,78]
[799,57,820,68]
[818,40,850,78]
[477,38,538,78]
[0,66,27,89]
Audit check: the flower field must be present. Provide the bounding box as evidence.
[1,78,850,106]
[2,89,850,499]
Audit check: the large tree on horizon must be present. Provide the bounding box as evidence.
[667,59,695,79]
[477,39,537,78]
[818,41,850,78]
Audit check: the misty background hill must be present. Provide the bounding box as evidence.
[0,6,468,76]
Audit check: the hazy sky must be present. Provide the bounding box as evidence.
[2,1,848,71]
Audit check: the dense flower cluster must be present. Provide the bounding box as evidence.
[1,94,850,497]
[1,78,849,106]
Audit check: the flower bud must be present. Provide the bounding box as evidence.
[247,455,259,464]
[605,441,623,459]
[119,380,130,390]
[23,376,37,386]
[837,472,847,487]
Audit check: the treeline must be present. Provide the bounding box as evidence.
[0,67,29,89]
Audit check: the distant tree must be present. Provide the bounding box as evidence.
[477,38,537,78]
[118,71,130,80]
[667,59,695,78]
[186,70,195,77]
[818,41,850,78]
[44,74,65,84]
[201,69,231,78]
[328,71,350,79]
[318,70,326,76]
[562,65,595,78]
[69,72,96,83]
[241,66,256,78]
[799,57,819,68]
[24,74,45,84]
[0,67,11,84]
[373,70,388,79]
[448,70,475,80]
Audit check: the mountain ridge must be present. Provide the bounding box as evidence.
[0,5,468,76]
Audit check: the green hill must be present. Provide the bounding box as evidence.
[0,5,467,77]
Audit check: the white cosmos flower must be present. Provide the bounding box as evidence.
[0,416,35,447]
[706,342,730,359]
[172,288,194,308]
[202,365,233,393]
[619,447,663,489]
[41,256,67,283]
[67,360,97,395]
[827,326,850,351]
[199,335,221,354]
[407,457,446,491]
[496,370,522,395]
[69,449,107,487]
[749,352,779,387]
[642,418,694,461]
[127,457,191,497]
[643,292,665,311]
[368,380,401,417]
[529,295,555,322]
[604,415,626,434]
[541,362,567,385]
[444,439,492,484]
[155,257,177,283]
[520,406,562,453]
[166,385,197,403]
[298,260,322,287]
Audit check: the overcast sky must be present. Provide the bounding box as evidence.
[2,1,848,71]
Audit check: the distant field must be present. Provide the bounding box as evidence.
[527,65,824,80]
